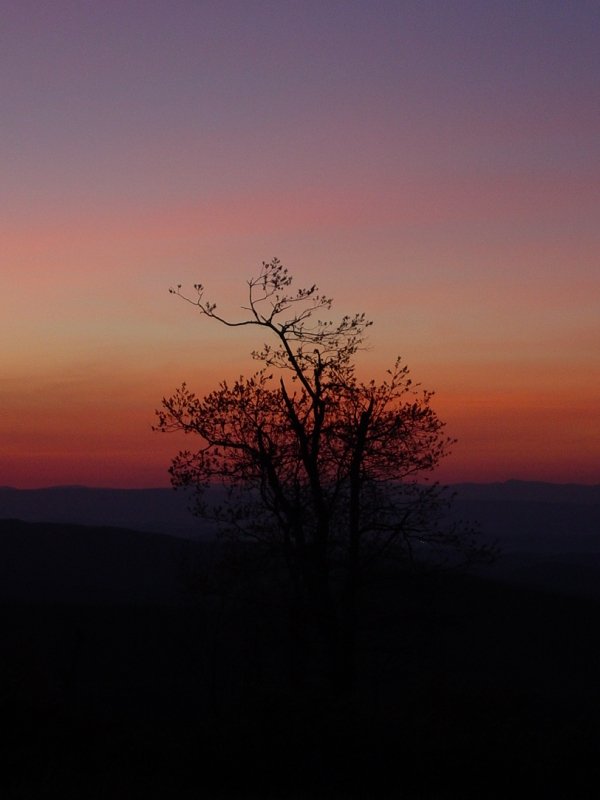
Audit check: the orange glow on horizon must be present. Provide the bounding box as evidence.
[2,4,598,488]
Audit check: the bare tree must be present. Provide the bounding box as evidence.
[156,258,491,690]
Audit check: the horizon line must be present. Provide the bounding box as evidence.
[2,479,600,491]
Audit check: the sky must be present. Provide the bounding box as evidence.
[1,0,599,488]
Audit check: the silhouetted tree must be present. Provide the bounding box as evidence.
[156,259,490,690]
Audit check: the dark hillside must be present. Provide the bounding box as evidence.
[2,516,600,797]
[0,518,206,604]
[451,481,600,598]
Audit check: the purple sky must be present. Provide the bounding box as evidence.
[2,1,599,486]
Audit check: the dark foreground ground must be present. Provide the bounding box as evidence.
[2,518,600,798]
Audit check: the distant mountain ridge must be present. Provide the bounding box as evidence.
[1,481,598,537]
[0,481,599,599]
[0,485,211,539]
[453,479,600,505]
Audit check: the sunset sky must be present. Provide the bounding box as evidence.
[2,1,599,488]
